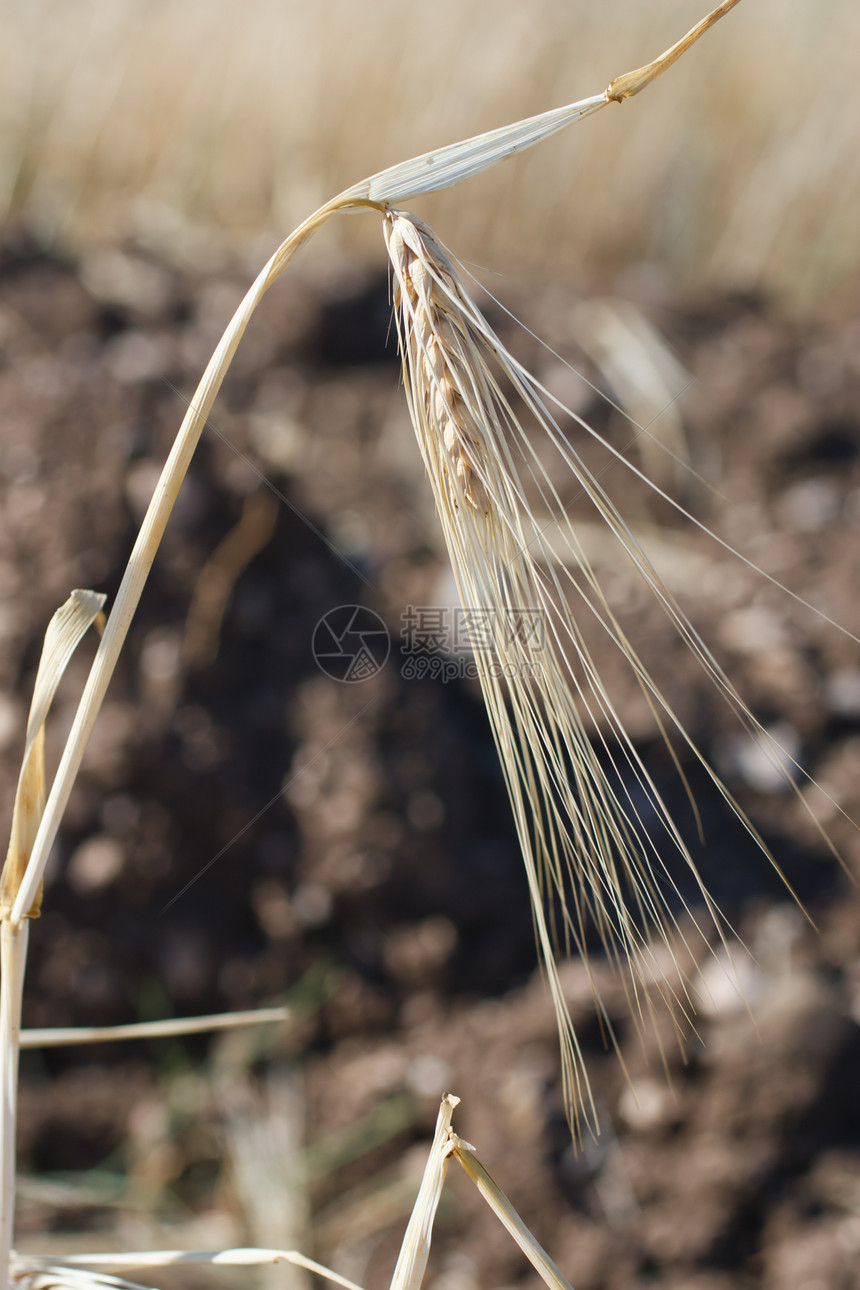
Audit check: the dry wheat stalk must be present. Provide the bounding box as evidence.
[3,4,801,1288]
[6,0,745,933]
[2,8,760,1143]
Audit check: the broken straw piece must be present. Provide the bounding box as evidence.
[388,1094,460,1290]
[452,1140,574,1290]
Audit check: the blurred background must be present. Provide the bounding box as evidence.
[1,0,859,305]
[2,3,860,1290]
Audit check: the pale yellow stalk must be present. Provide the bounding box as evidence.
[452,1141,574,1290]
[19,1006,290,1049]
[0,590,105,1290]
[3,8,752,1287]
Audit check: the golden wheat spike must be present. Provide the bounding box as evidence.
[382,207,840,1136]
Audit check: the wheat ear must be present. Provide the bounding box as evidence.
[0,8,759,1289]
[382,208,845,1136]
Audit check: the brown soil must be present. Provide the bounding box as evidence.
[2,229,860,1290]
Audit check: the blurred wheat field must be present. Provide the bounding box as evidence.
[2,0,858,305]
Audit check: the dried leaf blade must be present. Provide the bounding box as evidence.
[1,589,105,919]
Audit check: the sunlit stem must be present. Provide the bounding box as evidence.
[0,920,28,1290]
[10,194,381,926]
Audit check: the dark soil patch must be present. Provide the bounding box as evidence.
[2,233,860,1289]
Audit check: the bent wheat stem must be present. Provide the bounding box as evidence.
[8,195,378,925]
[1,18,767,1288]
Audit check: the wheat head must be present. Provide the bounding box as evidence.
[382,207,838,1135]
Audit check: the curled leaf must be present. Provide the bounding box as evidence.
[1,590,106,920]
